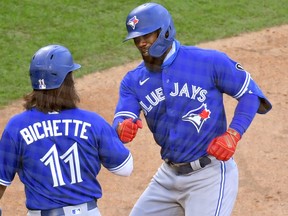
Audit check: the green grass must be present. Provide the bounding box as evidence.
[0,0,287,108]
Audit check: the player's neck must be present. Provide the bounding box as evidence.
[143,48,171,72]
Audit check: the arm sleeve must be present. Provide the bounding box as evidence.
[97,117,133,173]
[108,152,133,176]
[0,128,19,186]
[212,51,272,113]
[212,51,272,135]
[229,93,260,136]
[245,78,272,114]
[113,74,142,129]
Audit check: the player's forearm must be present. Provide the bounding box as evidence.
[229,93,260,135]
[0,184,7,199]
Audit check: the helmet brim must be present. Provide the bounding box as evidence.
[124,24,161,42]
[123,32,142,42]
[72,63,81,71]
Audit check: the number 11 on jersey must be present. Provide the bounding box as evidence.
[40,143,83,187]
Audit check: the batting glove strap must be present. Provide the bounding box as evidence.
[207,128,241,161]
[117,118,142,143]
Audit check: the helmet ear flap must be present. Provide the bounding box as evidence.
[148,16,176,57]
[148,32,173,57]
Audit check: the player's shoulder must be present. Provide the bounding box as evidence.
[66,108,105,121]
[1,110,35,133]
[8,108,104,124]
[179,44,228,62]
[5,110,31,125]
[126,61,145,75]
[181,44,223,55]
[122,61,147,83]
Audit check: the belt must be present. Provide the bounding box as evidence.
[40,199,97,216]
[165,156,212,175]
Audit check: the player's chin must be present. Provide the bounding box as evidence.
[142,55,154,64]
[141,50,149,57]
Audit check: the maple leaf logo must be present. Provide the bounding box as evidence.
[199,109,210,119]
[127,16,139,30]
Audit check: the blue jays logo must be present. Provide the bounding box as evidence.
[182,104,211,133]
[127,16,139,30]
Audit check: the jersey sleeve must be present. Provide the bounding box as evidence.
[108,152,133,176]
[113,72,142,128]
[212,51,272,114]
[245,78,272,114]
[0,126,20,186]
[96,117,132,173]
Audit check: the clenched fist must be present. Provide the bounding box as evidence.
[207,128,241,161]
[117,118,143,143]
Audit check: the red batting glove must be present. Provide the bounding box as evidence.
[207,128,241,161]
[117,118,143,143]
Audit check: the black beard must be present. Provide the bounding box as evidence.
[142,54,165,72]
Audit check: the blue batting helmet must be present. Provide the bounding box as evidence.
[124,2,176,57]
[29,45,81,90]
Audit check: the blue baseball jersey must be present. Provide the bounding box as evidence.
[113,40,271,163]
[0,108,131,210]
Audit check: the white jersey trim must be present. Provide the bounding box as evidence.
[233,71,251,99]
[163,41,176,63]
[0,179,11,186]
[109,153,133,176]
[114,111,138,120]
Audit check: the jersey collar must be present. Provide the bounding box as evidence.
[162,40,180,68]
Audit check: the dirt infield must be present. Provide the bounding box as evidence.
[0,24,287,215]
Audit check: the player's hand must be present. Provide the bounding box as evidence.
[117,118,143,143]
[207,128,241,161]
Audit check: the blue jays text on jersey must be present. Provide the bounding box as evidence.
[113,40,271,163]
[0,108,131,210]
[139,82,208,115]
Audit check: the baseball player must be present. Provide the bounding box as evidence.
[113,3,272,216]
[0,45,133,216]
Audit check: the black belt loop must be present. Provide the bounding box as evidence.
[165,156,212,175]
[199,156,212,168]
